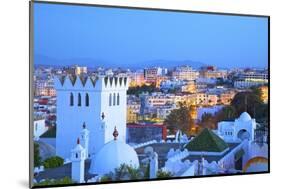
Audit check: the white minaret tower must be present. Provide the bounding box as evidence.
[201,157,207,175]
[55,75,128,159]
[149,152,159,179]
[80,122,90,158]
[71,138,86,183]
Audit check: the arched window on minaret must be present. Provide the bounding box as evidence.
[70,92,74,106]
[113,93,116,106]
[109,93,112,106]
[85,93,89,107]
[117,93,120,105]
[78,93,81,106]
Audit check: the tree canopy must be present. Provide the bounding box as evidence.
[127,84,159,96]
[157,169,173,178]
[43,156,64,169]
[34,177,73,186]
[34,143,42,167]
[102,164,143,181]
[164,103,192,135]
[231,91,262,117]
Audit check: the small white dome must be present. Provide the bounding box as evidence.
[238,112,252,122]
[72,138,84,152]
[72,144,84,152]
[89,139,139,175]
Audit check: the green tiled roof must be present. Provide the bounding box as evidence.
[186,128,228,152]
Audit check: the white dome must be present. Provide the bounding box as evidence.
[89,139,139,175]
[238,112,252,122]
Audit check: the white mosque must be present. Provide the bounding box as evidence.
[70,125,140,183]
[54,75,140,183]
[54,75,129,159]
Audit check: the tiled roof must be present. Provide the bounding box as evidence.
[186,128,228,152]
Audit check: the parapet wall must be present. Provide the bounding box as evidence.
[54,75,129,91]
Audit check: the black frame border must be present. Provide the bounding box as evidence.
[29,0,270,188]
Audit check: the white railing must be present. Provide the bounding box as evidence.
[132,140,157,149]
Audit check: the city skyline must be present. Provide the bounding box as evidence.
[34,3,268,69]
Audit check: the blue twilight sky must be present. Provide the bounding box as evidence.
[34,2,268,69]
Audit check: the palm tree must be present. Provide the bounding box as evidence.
[231,91,262,117]
[157,170,173,178]
[127,166,142,180]
[110,164,142,181]
[114,164,128,180]
[215,105,237,122]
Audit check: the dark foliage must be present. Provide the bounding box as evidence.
[34,143,42,167]
[34,177,74,186]
[127,84,159,96]
[43,156,64,169]
[164,103,192,135]
[41,126,56,138]
[157,169,173,178]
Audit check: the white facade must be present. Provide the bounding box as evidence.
[34,118,47,139]
[71,139,86,183]
[172,66,199,81]
[149,152,158,179]
[234,79,268,88]
[80,123,90,158]
[55,75,128,159]
[217,112,256,142]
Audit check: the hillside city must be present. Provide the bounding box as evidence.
[33,64,269,186]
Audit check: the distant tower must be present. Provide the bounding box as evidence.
[149,152,159,179]
[55,75,129,159]
[71,138,86,183]
[80,122,90,158]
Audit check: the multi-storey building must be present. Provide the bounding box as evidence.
[195,92,219,106]
[129,71,145,87]
[219,90,236,105]
[63,65,88,75]
[181,80,196,93]
[234,71,268,88]
[172,66,199,81]
[127,107,138,123]
[199,66,228,79]
[146,93,174,107]
[34,79,56,96]
[144,67,165,84]
[259,86,268,103]
[127,102,141,123]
